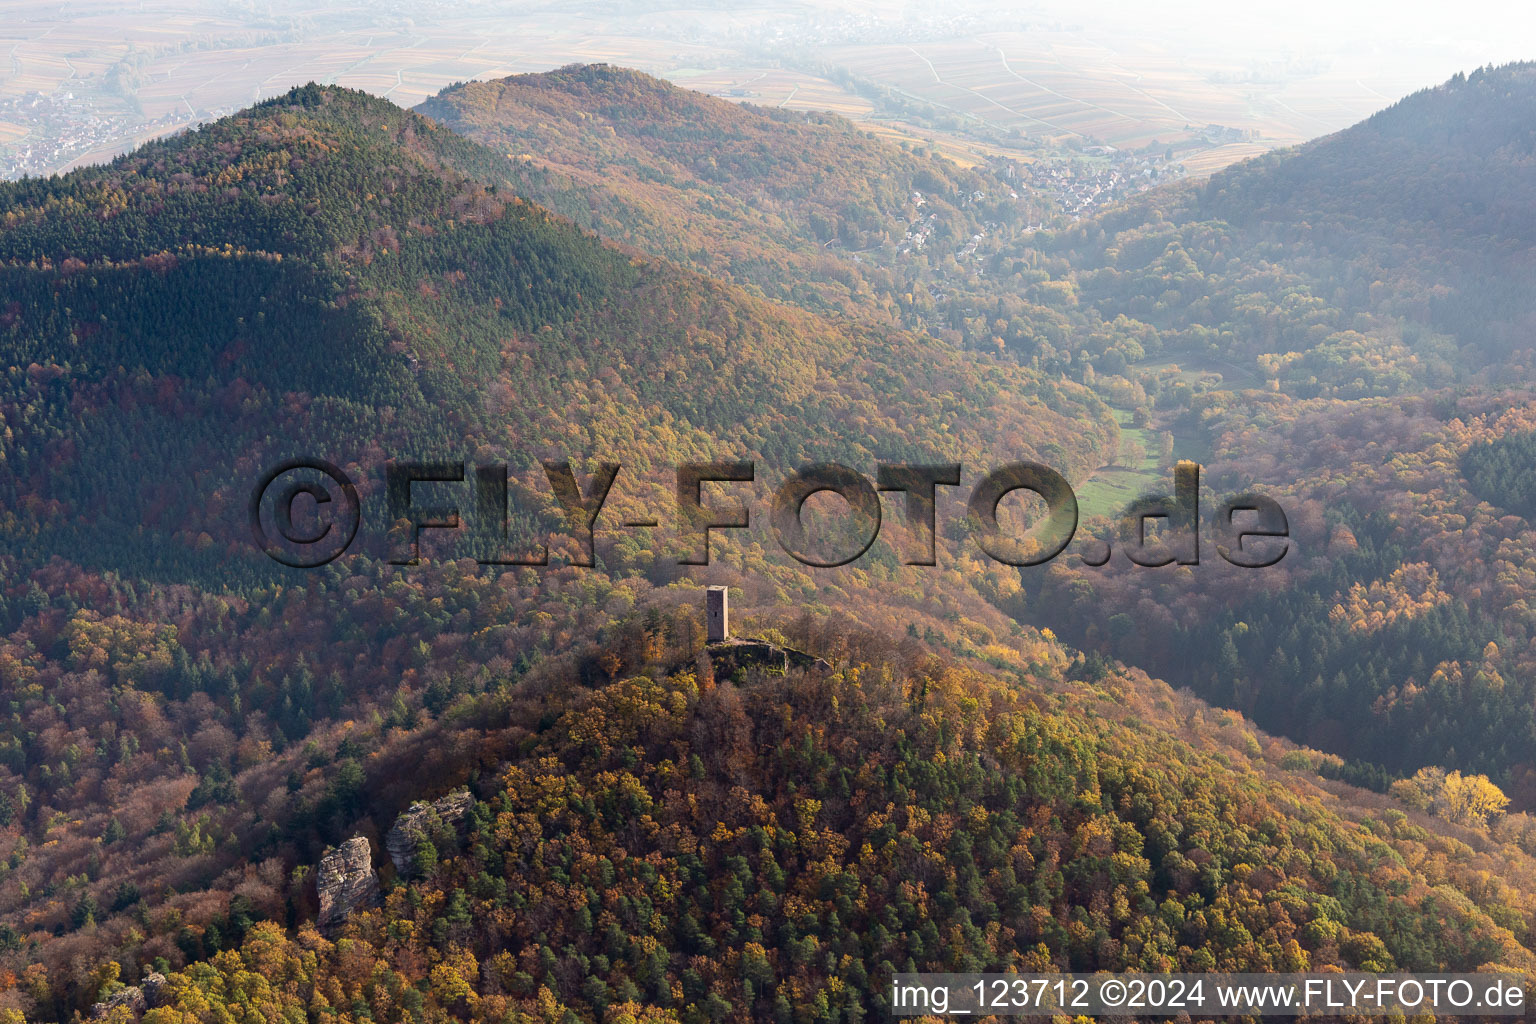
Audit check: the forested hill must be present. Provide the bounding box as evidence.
[0,82,1113,584]
[8,77,1536,1024]
[1200,62,1536,244]
[0,82,633,406]
[1053,62,1536,368]
[416,65,1051,324]
[1196,62,1536,357]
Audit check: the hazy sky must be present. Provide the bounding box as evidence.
[1039,0,1535,81]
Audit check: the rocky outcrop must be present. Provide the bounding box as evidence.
[90,974,165,1019]
[706,637,831,679]
[91,986,145,1019]
[317,835,379,933]
[385,789,473,876]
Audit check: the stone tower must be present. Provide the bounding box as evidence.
[706,586,729,643]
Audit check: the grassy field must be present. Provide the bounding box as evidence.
[1140,354,1262,392]
[1076,408,1165,520]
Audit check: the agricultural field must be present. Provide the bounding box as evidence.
[668,67,875,117]
[823,30,1414,152]
[1178,141,1273,175]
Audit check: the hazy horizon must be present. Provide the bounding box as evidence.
[2,0,1529,180]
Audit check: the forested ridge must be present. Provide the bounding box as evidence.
[2,63,1536,1024]
[0,82,1113,587]
[416,66,1056,326]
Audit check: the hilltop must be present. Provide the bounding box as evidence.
[418,65,1052,325]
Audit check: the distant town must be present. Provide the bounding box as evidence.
[1015,149,1188,219]
[0,90,198,180]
